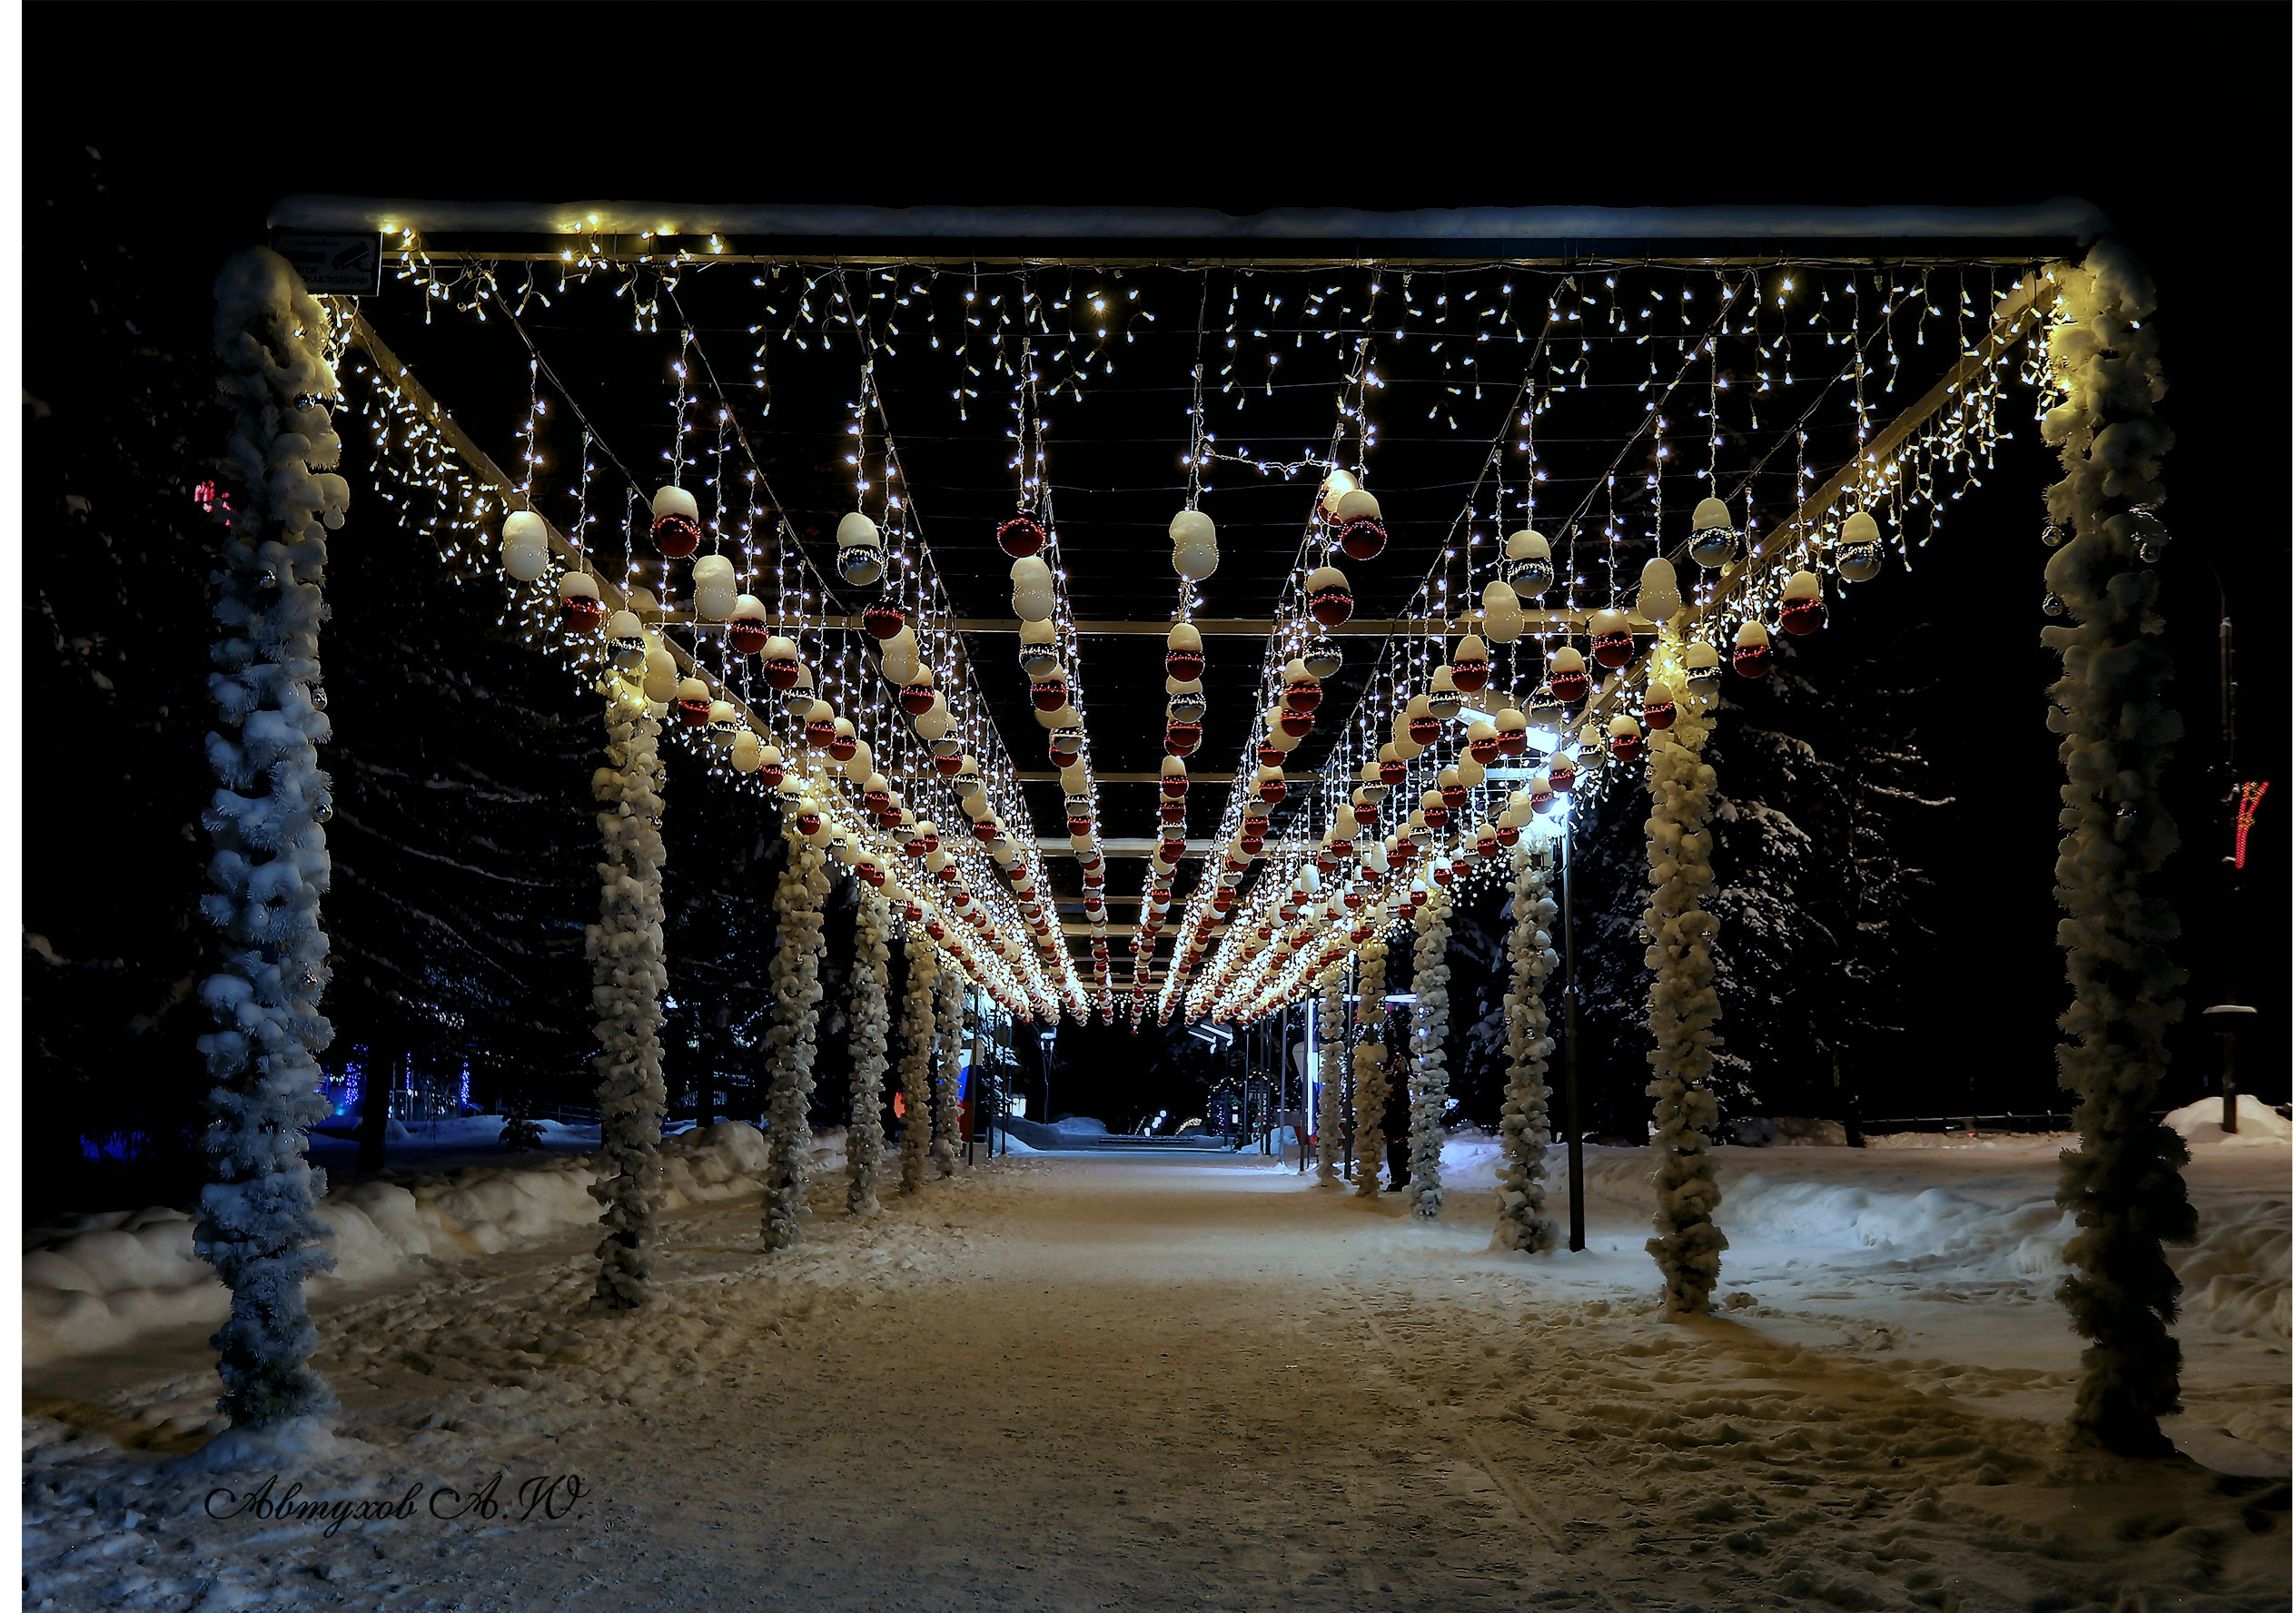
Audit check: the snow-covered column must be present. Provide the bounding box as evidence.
[1349,940,1390,1199]
[845,889,892,1215]
[195,250,351,1436]
[931,974,965,1177]
[1405,889,1454,1219]
[898,935,940,1193]
[1314,965,1346,1184]
[1494,847,1560,1252]
[762,834,830,1250]
[1643,673,1727,1314]
[587,703,668,1307]
[2038,245,2196,1458]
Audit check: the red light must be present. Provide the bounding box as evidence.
[193,480,231,514]
[2234,781,2270,870]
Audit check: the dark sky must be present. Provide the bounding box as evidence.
[24,6,2290,1127]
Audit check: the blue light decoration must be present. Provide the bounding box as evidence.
[459,1057,472,1112]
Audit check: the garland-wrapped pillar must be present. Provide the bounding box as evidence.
[1313,965,1346,1185]
[846,890,892,1215]
[1405,889,1455,1220]
[931,975,965,1177]
[587,701,668,1307]
[1644,668,1726,1314]
[898,935,939,1193]
[1349,940,1390,1198]
[194,250,351,1436]
[1494,847,1561,1252]
[2039,244,2195,1457]
[762,833,830,1250]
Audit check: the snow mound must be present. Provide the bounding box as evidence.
[2166,1093,2292,1145]
[1051,1116,1111,1134]
[1459,1138,2290,1345]
[22,1122,800,1367]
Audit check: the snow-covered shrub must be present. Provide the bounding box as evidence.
[195,249,351,1430]
[1350,940,1389,1197]
[1494,848,1559,1252]
[1315,965,1345,1184]
[586,703,667,1306]
[1643,677,1727,1313]
[845,890,892,1214]
[2039,243,2197,1456]
[762,835,830,1250]
[898,935,939,1193]
[1407,890,1454,1220]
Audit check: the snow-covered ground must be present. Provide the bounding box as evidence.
[21,1120,2290,1611]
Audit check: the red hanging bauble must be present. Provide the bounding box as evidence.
[1337,518,1387,562]
[1067,813,1093,836]
[1643,697,1677,731]
[1496,822,1521,846]
[861,601,907,641]
[1257,775,1287,804]
[795,811,822,838]
[996,516,1047,558]
[935,752,965,777]
[560,594,607,634]
[727,618,770,656]
[1379,757,1407,787]
[1780,598,1824,637]
[925,920,945,940]
[1308,583,1355,627]
[1408,713,1442,746]
[1469,733,1502,765]
[1254,739,1286,767]
[1549,668,1589,705]
[1279,709,1315,738]
[1734,642,1772,679]
[901,682,937,716]
[1165,721,1202,757]
[1284,678,1322,713]
[1440,782,1469,809]
[1422,804,1450,829]
[1591,630,1634,668]
[652,513,701,559]
[1159,801,1185,825]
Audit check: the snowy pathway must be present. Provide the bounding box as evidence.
[23,1148,2291,1611]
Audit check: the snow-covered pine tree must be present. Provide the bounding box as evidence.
[762,833,830,1250]
[1494,847,1560,1252]
[194,249,351,1432]
[1350,940,1390,1198]
[846,889,892,1214]
[1314,965,1346,1184]
[1406,889,1454,1219]
[898,935,939,1193]
[1642,674,1727,1313]
[2038,244,2196,1457]
[587,700,668,1308]
[931,967,964,1177]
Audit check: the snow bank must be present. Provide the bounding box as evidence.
[1437,1132,2290,1344]
[20,1122,835,1367]
[2166,1093,2292,1145]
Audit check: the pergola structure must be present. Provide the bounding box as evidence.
[195,202,2189,1460]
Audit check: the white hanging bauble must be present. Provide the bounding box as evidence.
[1689,497,1736,568]
[1635,556,1682,624]
[501,510,552,581]
[606,609,648,674]
[1011,555,1056,622]
[879,627,921,686]
[1480,579,1523,644]
[1171,510,1220,580]
[642,642,679,704]
[1503,529,1553,594]
[691,553,739,622]
[1018,617,1062,678]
